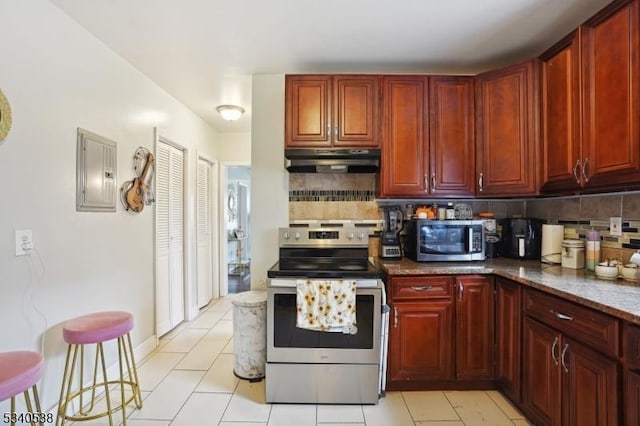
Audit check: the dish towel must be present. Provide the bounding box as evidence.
[296,279,357,333]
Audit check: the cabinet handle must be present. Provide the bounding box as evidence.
[458,282,464,302]
[551,310,574,321]
[572,159,581,184]
[561,343,569,373]
[334,126,339,138]
[551,336,559,366]
[478,172,484,192]
[410,285,432,291]
[431,173,436,191]
[582,157,590,183]
[394,306,398,328]
[327,125,331,139]
[423,174,428,191]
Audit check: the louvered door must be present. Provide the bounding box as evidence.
[155,140,185,336]
[196,158,213,308]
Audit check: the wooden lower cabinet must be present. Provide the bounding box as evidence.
[496,277,522,403]
[386,275,493,389]
[388,301,453,382]
[522,319,620,425]
[456,275,494,379]
[627,370,640,426]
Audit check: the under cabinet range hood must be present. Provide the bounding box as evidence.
[284,148,380,173]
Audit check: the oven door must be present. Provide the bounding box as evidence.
[267,283,381,364]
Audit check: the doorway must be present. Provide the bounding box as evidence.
[223,165,251,294]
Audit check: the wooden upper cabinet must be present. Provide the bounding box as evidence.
[475,60,539,197]
[429,76,476,197]
[380,76,429,196]
[581,0,640,190]
[285,75,380,148]
[540,30,582,193]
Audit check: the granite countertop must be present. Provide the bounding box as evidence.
[376,257,640,325]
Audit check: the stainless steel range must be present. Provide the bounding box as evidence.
[266,224,388,404]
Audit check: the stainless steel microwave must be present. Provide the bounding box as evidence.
[404,219,485,261]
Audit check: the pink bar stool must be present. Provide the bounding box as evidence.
[0,351,44,426]
[56,311,142,426]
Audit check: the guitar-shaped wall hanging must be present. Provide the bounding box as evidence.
[121,147,155,213]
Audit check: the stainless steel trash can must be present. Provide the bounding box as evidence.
[231,290,267,381]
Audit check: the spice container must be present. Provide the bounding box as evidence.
[561,239,585,269]
[585,230,601,271]
[445,202,455,220]
[437,205,447,220]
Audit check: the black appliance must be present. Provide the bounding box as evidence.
[500,218,543,260]
[284,148,380,173]
[380,205,403,259]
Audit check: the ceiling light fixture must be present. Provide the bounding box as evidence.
[216,104,245,121]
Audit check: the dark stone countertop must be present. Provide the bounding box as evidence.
[375,257,640,325]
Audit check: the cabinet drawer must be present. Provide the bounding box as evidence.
[625,323,640,368]
[391,276,454,300]
[524,288,619,356]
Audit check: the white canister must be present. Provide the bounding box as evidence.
[561,239,585,269]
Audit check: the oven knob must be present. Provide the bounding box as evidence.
[347,232,355,240]
[357,232,366,240]
[283,231,291,240]
[294,232,301,240]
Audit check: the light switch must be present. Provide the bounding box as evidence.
[610,217,622,237]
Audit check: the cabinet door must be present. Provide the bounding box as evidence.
[475,60,539,197]
[455,275,494,379]
[333,75,380,147]
[581,0,640,190]
[285,75,332,147]
[388,301,453,381]
[496,278,522,403]
[627,370,640,426]
[429,76,476,197]
[562,338,619,426]
[540,31,582,194]
[380,76,429,197]
[522,317,562,426]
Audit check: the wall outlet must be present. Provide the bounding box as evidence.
[15,229,33,256]
[610,217,623,237]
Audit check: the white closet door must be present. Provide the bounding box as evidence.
[155,141,185,336]
[196,158,213,307]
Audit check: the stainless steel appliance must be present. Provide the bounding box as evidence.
[500,218,543,260]
[266,225,387,404]
[404,219,485,261]
[380,205,403,259]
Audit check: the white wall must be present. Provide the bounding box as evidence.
[249,75,289,289]
[0,0,218,411]
[216,132,251,162]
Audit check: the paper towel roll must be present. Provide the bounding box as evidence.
[541,224,564,264]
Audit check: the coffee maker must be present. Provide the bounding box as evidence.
[380,205,403,259]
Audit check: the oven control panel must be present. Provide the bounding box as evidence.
[279,227,368,247]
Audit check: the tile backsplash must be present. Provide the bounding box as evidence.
[288,174,640,263]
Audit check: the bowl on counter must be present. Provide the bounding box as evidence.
[622,264,640,282]
[595,262,620,280]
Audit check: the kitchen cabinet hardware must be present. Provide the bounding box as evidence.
[478,172,483,192]
[458,281,464,301]
[581,157,590,182]
[551,336,559,365]
[423,174,428,191]
[572,160,581,184]
[393,306,398,328]
[431,173,436,191]
[561,343,569,373]
[410,285,432,291]
[551,310,574,321]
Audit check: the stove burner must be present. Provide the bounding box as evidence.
[290,263,320,270]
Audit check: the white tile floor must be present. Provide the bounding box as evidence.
[73,297,532,425]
